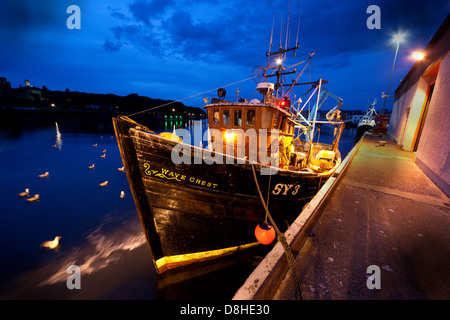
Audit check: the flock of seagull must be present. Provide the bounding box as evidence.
[17,123,127,250]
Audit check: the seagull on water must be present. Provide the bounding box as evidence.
[38,172,49,178]
[27,194,40,202]
[41,236,61,250]
[18,188,30,198]
[99,181,108,187]
[88,164,95,169]
[118,166,124,172]
[120,191,125,199]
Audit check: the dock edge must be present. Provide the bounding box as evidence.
[232,133,367,300]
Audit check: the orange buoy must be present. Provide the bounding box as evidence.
[255,222,276,245]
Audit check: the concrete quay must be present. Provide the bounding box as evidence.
[234,134,450,300]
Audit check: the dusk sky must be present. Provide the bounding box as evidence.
[1,0,449,111]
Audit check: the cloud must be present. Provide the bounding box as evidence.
[102,0,448,67]
[102,0,281,64]
[129,0,175,25]
[103,39,121,52]
[97,0,449,111]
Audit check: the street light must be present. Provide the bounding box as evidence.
[412,51,425,61]
[381,31,406,114]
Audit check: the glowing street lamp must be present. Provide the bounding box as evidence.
[392,32,407,45]
[412,50,425,61]
[381,31,407,114]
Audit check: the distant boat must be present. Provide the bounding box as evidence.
[38,172,49,178]
[355,100,377,141]
[18,188,30,198]
[99,181,108,187]
[27,194,40,202]
[41,236,61,250]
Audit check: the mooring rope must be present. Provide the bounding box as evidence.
[250,163,303,300]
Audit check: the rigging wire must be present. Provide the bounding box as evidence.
[127,76,256,118]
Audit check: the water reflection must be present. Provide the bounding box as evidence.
[54,122,62,150]
[39,215,147,287]
[0,212,151,300]
[0,117,356,299]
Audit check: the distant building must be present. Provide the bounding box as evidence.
[0,77,12,97]
[348,114,364,126]
[388,14,450,196]
[15,80,43,101]
[0,78,43,101]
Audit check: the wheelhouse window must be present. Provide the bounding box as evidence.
[213,109,220,125]
[286,121,294,134]
[246,109,256,127]
[234,109,242,126]
[273,113,281,129]
[280,116,287,131]
[223,109,230,126]
[261,109,273,129]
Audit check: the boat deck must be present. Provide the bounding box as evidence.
[234,134,450,300]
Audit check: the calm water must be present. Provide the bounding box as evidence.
[0,117,356,300]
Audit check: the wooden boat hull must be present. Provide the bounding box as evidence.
[113,117,338,273]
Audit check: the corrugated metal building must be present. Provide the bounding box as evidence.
[388,14,450,197]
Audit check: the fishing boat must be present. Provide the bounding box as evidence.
[113,30,345,275]
[372,114,391,135]
[355,100,377,141]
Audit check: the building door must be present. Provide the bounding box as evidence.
[413,83,435,151]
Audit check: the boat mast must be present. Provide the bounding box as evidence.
[265,7,302,98]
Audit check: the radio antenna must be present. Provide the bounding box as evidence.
[294,0,303,57]
[284,0,292,60]
[268,14,275,55]
[279,13,283,49]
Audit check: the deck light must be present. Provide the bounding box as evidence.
[225,130,236,142]
[278,99,291,109]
